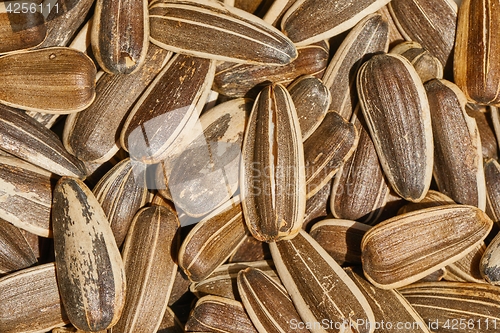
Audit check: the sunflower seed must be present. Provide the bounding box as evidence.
[149,0,297,65]
[0,217,37,274]
[425,78,486,209]
[466,103,499,160]
[240,84,305,242]
[52,177,126,331]
[120,54,215,164]
[0,263,70,333]
[303,179,331,230]
[270,229,375,333]
[485,159,500,223]
[357,53,433,202]
[0,47,96,113]
[361,205,493,289]
[391,41,443,83]
[281,0,390,46]
[157,306,184,333]
[228,234,271,263]
[322,13,389,120]
[111,205,179,333]
[480,229,500,285]
[397,190,455,215]
[237,267,309,333]
[377,5,404,47]
[446,242,486,283]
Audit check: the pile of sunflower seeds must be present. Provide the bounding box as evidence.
[2,0,500,332]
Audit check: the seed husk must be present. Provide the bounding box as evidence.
[185,295,258,333]
[281,0,390,46]
[322,13,389,120]
[304,111,359,199]
[398,190,455,215]
[0,217,37,274]
[26,111,60,128]
[0,156,53,237]
[157,307,184,333]
[212,41,329,98]
[330,109,390,224]
[0,105,87,178]
[480,230,500,285]
[425,78,486,209]
[390,41,444,83]
[52,177,126,331]
[228,234,271,263]
[357,53,433,202]
[303,179,331,230]
[309,219,371,265]
[389,0,457,68]
[0,263,70,333]
[418,268,447,282]
[111,205,180,333]
[446,242,486,283]
[63,43,172,163]
[92,158,149,248]
[120,54,215,164]
[91,0,148,74]
[0,47,96,113]
[240,84,306,242]
[361,205,493,289]
[237,267,309,333]
[377,5,405,47]
[485,159,500,224]
[400,282,500,333]
[0,2,46,54]
[455,0,500,105]
[288,75,330,142]
[178,197,246,282]
[149,0,297,65]
[270,229,376,333]
[345,267,431,333]
[466,104,498,160]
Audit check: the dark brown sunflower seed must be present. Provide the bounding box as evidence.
[0,217,37,274]
[228,234,271,263]
[303,179,331,230]
[485,159,500,224]
[52,177,126,331]
[425,78,486,209]
[322,13,389,120]
[0,47,96,113]
[120,54,215,164]
[149,0,297,65]
[240,84,305,242]
[111,205,180,333]
[0,263,70,333]
[357,53,433,202]
[391,41,443,83]
[466,104,498,160]
[362,205,493,289]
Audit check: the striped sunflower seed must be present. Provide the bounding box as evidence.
[361,205,493,289]
[466,104,498,160]
[91,0,148,74]
[0,47,96,113]
[228,234,271,263]
[303,179,331,229]
[390,41,444,83]
[357,53,433,202]
[149,0,297,65]
[240,84,305,242]
[397,190,455,215]
[485,158,500,223]
[480,230,500,285]
[0,217,37,274]
[52,177,126,331]
[446,242,486,283]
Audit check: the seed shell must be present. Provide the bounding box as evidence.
[391,41,443,83]
[0,217,37,274]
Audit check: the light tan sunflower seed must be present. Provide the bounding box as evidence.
[238,268,309,333]
[322,13,389,120]
[213,41,329,98]
[455,0,500,105]
[120,54,215,164]
[446,242,486,283]
[466,104,498,160]
[389,0,457,69]
[178,197,246,282]
[425,78,486,209]
[92,158,149,248]
[391,41,443,83]
[309,219,371,265]
[63,44,172,163]
[191,261,278,300]
[345,267,431,333]
[0,218,37,274]
[0,105,87,178]
[330,108,390,224]
[240,84,305,242]
[399,282,500,332]
[357,53,433,202]
[0,2,46,54]
[361,205,493,289]
[281,0,390,46]
[481,230,500,285]
[304,111,358,199]
[270,229,375,333]
[0,47,96,113]
[91,0,148,74]
[111,205,180,333]
[149,0,297,65]
[0,263,70,333]
[52,177,126,331]
[26,111,60,128]
[288,75,330,142]
[185,295,258,333]
[0,156,53,237]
